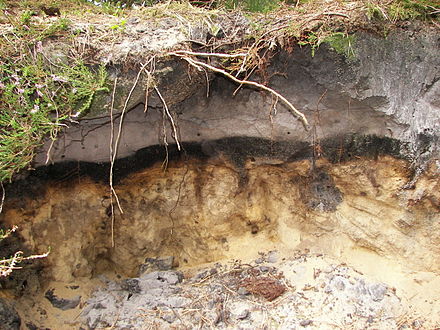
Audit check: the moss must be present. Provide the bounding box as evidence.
[322,33,356,59]
[366,0,439,22]
[298,32,356,59]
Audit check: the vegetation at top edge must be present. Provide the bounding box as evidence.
[0,13,109,183]
[298,31,356,59]
[366,0,439,21]
[88,0,286,13]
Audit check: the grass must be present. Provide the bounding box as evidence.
[323,32,356,58]
[0,8,109,182]
[366,0,439,22]
[0,58,108,182]
[220,0,282,13]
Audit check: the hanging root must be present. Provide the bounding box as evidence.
[169,51,309,130]
[155,86,182,151]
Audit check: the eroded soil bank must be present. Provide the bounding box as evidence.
[0,144,439,328]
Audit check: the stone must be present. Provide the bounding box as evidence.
[0,298,20,330]
[300,319,313,327]
[332,276,346,291]
[161,313,176,323]
[259,266,270,272]
[236,309,250,320]
[352,279,368,296]
[44,289,81,311]
[139,256,176,275]
[237,287,250,296]
[368,283,388,302]
[121,278,141,294]
[193,270,209,281]
[157,271,183,285]
[166,296,188,308]
[255,258,264,264]
[267,251,279,263]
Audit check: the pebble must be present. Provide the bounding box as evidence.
[368,283,387,302]
[121,278,141,294]
[332,276,346,291]
[237,287,250,296]
[267,251,279,263]
[157,271,183,285]
[237,309,250,320]
[300,319,313,327]
[161,313,176,324]
[44,289,81,311]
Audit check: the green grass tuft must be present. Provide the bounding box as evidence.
[0,58,108,182]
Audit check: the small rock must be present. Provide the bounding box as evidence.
[333,276,346,291]
[255,258,264,264]
[161,313,176,324]
[267,251,279,263]
[157,271,183,285]
[44,289,81,311]
[155,256,176,270]
[368,283,387,302]
[140,256,175,275]
[135,26,148,33]
[300,319,313,327]
[93,303,106,309]
[194,270,209,281]
[25,322,38,330]
[0,298,20,330]
[237,287,250,296]
[121,278,141,294]
[412,319,423,328]
[236,309,250,320]
[166,296,188,308]
[352,279,368,296]
[127,17,140,24]
[259,266,270,272]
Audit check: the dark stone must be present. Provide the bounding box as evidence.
[0,298,21,330]
[40,6,61,16]
[298,169,343,212]
[140,256,175,275]
[26,322,38,330]
[193,270,209,281]
[44,289,81,310]
[121,278,141,294]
